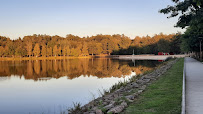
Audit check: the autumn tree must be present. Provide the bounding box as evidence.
[88,42,96,55]
[47,47,52,56]
[62,47,66,56]
[41,45,47,57]
[66,46,70,56]
[0,46,4,57]
[0,33,182,57]
[7,41,16,57]
[53,45,58,56]
[82,42,89,56]
[26,41,33,57]
[70,48,79,56]
[33,43,40,57]
[58,46,62,56]
[15,46,26,57]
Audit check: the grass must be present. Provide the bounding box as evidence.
[67,102,83,114]
[123,58,184,114]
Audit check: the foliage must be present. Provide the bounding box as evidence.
[41,45,47,57]
[0,33,181,57]
[160,0,203,53]
[160,0,203,28]
[33,43,40,57]
[157,39,170,52]
[68,102,82,114]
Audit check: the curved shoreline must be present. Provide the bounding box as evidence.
[69,59,178,114]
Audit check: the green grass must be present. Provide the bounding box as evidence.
[123,58,184,114]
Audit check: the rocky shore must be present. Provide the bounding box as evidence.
[69,59,178,114]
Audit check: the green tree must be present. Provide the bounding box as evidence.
[157,39,170,53]
[160,0,203,54]
[160,0,203,29]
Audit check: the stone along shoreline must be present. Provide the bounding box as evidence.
[69,59,178,114]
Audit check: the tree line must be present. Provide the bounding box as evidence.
[0,33,181,57]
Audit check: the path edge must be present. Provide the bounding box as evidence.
[181,58,186,114]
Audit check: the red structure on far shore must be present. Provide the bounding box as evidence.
[158,52,174,55]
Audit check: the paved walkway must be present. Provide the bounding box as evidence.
[185,57,203,114]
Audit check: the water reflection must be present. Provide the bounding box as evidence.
[0,58,159,81]
[0,58,160,114]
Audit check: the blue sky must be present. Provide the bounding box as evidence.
[0,0,185,39]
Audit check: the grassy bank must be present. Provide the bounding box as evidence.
[123,58,184,114]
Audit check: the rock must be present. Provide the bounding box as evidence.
[92,107,98,111]
[140,85,147,90]
[107,102,127,113]
[102,102,108,105]
[107,105,125,113]
[95,109,103,114]
[136,79,144,84]
[114,87,123,93]
[149,78,156,80]
[110,101,116,105]
[133,93,138,98]
[143,79,150,83]
[81,107,86,111]
[113,93,119,98]
[103,104,114,110]
[125,95,135,100]
[126,98,134,103]
[89,112,95,114]
[140,76,145,80]
[130,82,139,88]
[144,75,155,79]
[123,86,131,91]
[138,90,143,94]
[121,102,127,107]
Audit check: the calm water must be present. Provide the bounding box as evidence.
[0,58,160,114]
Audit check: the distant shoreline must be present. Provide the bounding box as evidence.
[0,56,93,61]
[0,54,188,61]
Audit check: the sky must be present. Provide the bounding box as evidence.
[0,0,185,39]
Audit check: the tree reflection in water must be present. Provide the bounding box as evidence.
[0,58,160,81]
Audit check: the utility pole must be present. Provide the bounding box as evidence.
[132,49,135,55]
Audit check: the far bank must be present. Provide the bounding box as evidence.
[0,54,187,61]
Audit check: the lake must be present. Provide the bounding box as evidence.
[0,58,160,114]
